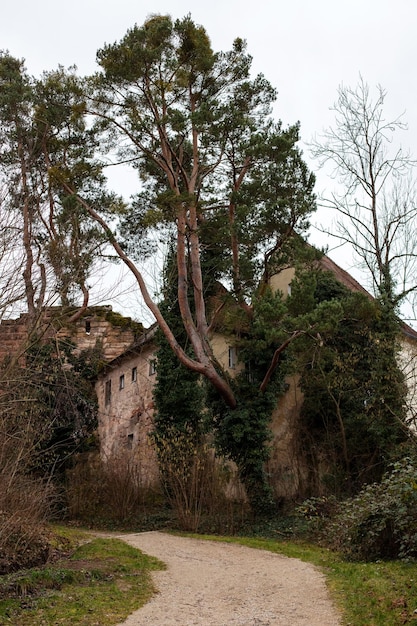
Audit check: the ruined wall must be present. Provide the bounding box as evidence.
[0,316,30,365]
[95,343,159,487]
[0,307,139,366]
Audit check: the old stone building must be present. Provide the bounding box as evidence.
[95,326,159,486]
[93,257,417,500]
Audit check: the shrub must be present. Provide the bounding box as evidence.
[327,458,417,561]
[153,427,247,532]
[65,451,161,524]
[0,410,56,573]
[0,474,54,573]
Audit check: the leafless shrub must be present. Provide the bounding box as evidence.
[66,451,160,523]
[0,366,59,573]
[154,428,248,532]
[65,452,104,520]
[101,453,151,521]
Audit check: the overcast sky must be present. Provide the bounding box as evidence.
[2,0,417,320]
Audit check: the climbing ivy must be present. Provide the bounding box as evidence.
[208,288,290,513]
[290,270,409,494]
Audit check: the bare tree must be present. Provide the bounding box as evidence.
[0,185,26,321]
[311,77,417,315]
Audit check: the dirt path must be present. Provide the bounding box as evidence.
[114,531,342,626]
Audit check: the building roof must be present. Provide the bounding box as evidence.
[317,255,417,341]
[317,256,373,297]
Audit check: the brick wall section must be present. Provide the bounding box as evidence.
[0,307,139,365]
[0,317,30,364]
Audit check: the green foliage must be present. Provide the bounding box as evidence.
[327,458,417,561]
[0,52,124,313]
[292,270,408,492]
[4,338,99,478]
[209,288,292,513]
[97,15,315,293]
[210,388,277,514]
[153,251,207,442]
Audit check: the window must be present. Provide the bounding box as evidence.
[131,366,137,382]
[149,359,156,376]
[85,320,91,335]
[119,374,125,390]
[105,380,112,406]
[246,361,255,383]
[127,433,134,449]
[228,346,238,369]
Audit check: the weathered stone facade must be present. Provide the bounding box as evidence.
[91,258,417,501]
[95,329,159,487]
[93,324,312,500]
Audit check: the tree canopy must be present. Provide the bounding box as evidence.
[80,14,316,408]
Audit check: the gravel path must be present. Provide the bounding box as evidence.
[114,531,342,626]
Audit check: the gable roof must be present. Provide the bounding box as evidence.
[317,255,417,341]
[317,256,372,297]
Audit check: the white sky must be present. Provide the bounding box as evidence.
[2,0,417,322]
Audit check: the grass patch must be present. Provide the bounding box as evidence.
[0,532,165,626]
[185,533,417,625]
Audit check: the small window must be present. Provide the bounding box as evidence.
[149,359,156,376]
[105,380,112,406]
[228,346,238,369]
[127,433,134,449]
[119,374,125,390]
[131,367,137,382]
[85,320,91,335]
[246,362,255,383]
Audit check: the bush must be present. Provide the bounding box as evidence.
[0,474,54,573]
[65,452,162,524]
[153,427,248,532]
[327,458,417,561]
[0,409,56,573]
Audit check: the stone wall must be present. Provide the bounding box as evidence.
[57,309,139,361]
[0,307,139,366]
[95,341,159,487]
[399,333,417,429]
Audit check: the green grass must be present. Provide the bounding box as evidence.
[185,533,417,625]
[0,532,165,626]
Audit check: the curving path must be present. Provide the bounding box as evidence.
[114,531,341,626]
